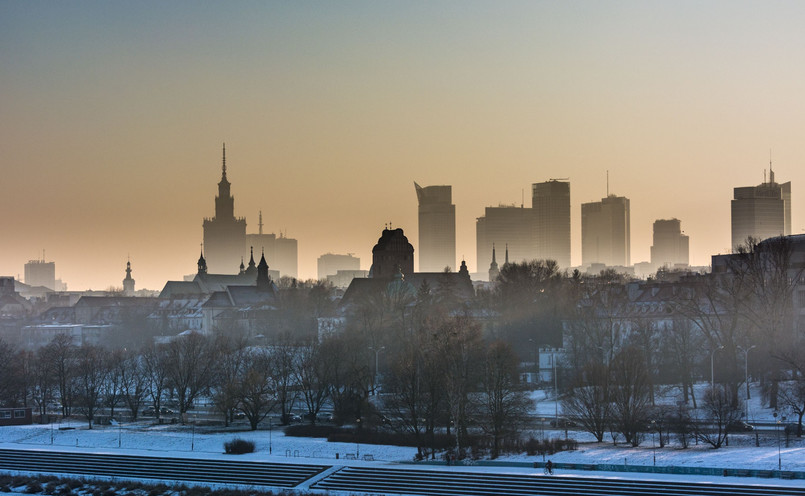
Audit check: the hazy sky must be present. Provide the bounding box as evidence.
[3,1,805,291]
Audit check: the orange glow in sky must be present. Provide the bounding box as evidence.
[2,2,805,290]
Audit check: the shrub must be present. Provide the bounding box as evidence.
[224,438,255,454]
[284,424,340,438]
[25,481,43,494]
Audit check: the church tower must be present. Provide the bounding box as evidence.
[488,244,500,282]
[122,258,135,296]
[202,144,247,273]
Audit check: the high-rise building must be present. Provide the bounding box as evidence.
[318,253,360,280]
[203,144,247,273]
[415,182,456,272]
[24,256,55,290]
[731,167,791,250]
[581,195,630,267]
[650,219,689,267]
[274,234,298,279]
[532,180,571,267]
[476,205,537,273]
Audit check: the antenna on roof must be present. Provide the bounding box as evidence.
[606,170,609,196]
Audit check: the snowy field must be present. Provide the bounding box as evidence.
[1,382,803,493]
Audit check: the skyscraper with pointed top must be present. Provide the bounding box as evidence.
[415,182,456,272]
[731,165,791,250]
[203,144,247,273]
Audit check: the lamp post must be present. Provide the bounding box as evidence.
[369,346,385,396]
[269,416,273,455]
[710,346,724,392]
[650,420,656,466]
[191,415,196,452]
[553,351,558,424]
[737,345,756,419]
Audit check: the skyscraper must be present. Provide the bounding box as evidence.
[581,195,630,267]
[415,182,456,272]
[24,256,55,290]
[532,180,571,267]
[650,219,689,267]
[731,167,791,250]
[203,144,247,273]
[318,253,360,280]
[245,211,299,279]
[476,205,537,273]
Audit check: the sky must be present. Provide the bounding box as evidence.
[2,1,805,291]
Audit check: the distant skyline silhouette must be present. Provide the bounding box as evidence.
[2,2,805,290]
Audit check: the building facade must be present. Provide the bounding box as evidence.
[318,253,361,280]
[532,180,571,267]
[476,205,537,275]
[731,168,791,250]
[24,258,55,290]
[581,195,631,267]
[651,218,689,268]
[415,182,456,272]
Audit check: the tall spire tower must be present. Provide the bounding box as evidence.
[122,257,135,296]
[202,144,247,273]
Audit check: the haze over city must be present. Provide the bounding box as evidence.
[3,2,805,290]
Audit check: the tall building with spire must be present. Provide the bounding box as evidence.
[122,258,135,296]
[731,165,791,250]
[203,144,247,273]
[415,182,456,272]
[245,211,299,279]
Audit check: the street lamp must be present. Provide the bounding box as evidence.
[269,416,273,455]
[737,345,756,420]
[710,346,724,392]
[369,346,385,396]
[191,415,196,451]
[553,351,559,424]
[650,420,656,466]
[773,411,782,470]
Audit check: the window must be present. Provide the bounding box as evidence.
[14,410,25,419]
[0,411,10,419]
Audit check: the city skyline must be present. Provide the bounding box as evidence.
[3,2,805,290]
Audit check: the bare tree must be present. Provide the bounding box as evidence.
[210,334,248,426]
[695,386,743,448]
[609,346,652,447]
[237,348,277,430]
[163,332,216,421]
[103,349,125,420]
[142,343,170,419]
[41,334,77,416]
[480,340,530,458]
[120,351,148,421]
[74,345,110,429]
[296,342,330,425]
[562,361,611,442]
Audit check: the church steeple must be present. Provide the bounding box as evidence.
[245,246,257,276]
[197,247,208,276]
[122,257,135,296]
[488,243,500,282]
[257,249,272,291]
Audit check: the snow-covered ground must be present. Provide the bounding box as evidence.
[1,382,802,492]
